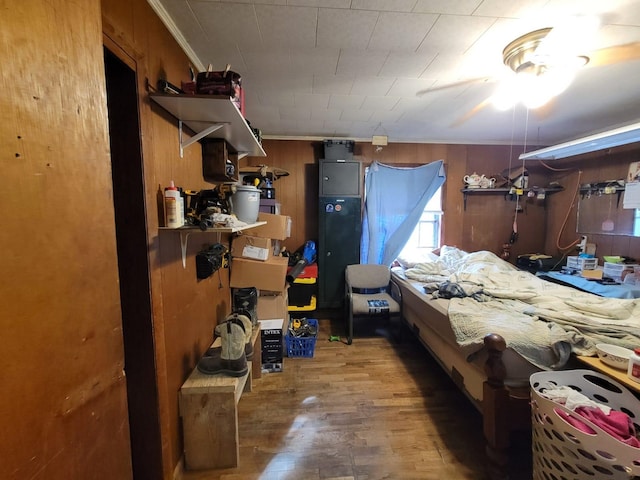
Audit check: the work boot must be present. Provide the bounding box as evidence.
[204,311,254,360]
[198,317,248,376]
[229,311,254,360]
[219,317,248,377]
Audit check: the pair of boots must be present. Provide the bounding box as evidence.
[197,312,253,377]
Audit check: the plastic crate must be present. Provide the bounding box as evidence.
[566,255,598,270]
[285,318,318,358]
[530,370,640,480]
[603,262,638,281]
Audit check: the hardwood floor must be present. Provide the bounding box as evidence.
[181,315,532,480]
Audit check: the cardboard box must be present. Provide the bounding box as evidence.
[260,319,284,372]
[257,289,289,321]
[231,235,272,261]
[230,255,288,292]
[251,212,291,240]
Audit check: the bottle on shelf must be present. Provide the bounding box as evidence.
[627,348,640,383]
[164,180,183,228]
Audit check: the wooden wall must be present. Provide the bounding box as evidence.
[248,140,551,261]
[0,2,132,479]
[102,0,238,478]
[4,2,638,480]
[545,146,640,261]
[252,139,639,264]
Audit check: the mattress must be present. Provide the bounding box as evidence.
[392,269,541,405]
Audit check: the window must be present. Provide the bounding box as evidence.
[398,187,442,259]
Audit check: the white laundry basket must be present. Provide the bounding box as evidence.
[530,369,640,479]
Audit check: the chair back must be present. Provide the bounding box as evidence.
[345,264,391,290]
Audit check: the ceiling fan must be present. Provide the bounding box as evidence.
[417,16,640,123]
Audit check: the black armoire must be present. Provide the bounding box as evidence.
[318,157,362,309]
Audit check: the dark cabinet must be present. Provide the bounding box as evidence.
[317,159,362,309]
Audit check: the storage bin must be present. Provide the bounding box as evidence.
[566,256,598,270]
[603,262,638,281]
[229,185,260,223]
[288,295,316,312]
[288,277,317,307]
[285,318,318,358]
[530,369,640,480]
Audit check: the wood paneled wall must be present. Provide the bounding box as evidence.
[248,140,551,261]
[1,2,132,479]
[102,0,239,478]
[545,146,640,261]
[5,2,638,480]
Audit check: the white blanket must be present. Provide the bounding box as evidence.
[404,247,640,369]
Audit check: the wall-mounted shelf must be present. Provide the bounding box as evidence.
[579,181,625,207]
[149,93,266,159]
[460,185,564,210]
[159,222,267,267]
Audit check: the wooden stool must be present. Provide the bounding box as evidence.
[178,327,259,470]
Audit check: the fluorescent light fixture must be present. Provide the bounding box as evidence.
[519,121,640,160]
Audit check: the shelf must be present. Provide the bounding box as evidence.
[576,355,640,394]
[239,165,290,182]
[460,185,564,210]
[159,221,267,268]
[149,93,266,158]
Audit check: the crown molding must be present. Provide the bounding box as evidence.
[147,0,205,72]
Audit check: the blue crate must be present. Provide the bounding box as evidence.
[285,318,318,358]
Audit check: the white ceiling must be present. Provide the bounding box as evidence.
[151,0,640,147]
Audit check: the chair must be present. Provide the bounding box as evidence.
[345,264,402,345]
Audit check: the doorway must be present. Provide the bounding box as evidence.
[104,47,163,479]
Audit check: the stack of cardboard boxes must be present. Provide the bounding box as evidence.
[230,212,291,372]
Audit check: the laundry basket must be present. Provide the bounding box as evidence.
[530,369,640,480]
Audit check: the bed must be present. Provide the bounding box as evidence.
[391,246,640,480]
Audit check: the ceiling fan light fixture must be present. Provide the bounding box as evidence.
[503,28,553,73]
[502,27,590,75]
[496,22,594,110]
[491,75,520,110]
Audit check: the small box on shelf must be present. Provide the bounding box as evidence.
[201,138,239,183]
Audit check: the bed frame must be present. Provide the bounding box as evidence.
[393,272,533,480]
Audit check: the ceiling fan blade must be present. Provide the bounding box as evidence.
[588,42,640,67]
[416,76,492,97]
[451,97,493,127]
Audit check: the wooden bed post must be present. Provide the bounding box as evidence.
[482,333,531,480]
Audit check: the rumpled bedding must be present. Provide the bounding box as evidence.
[402,246,640,370]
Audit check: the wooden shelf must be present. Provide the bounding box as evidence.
[460,185,564,210]
[160,221,267,268]
[159,221,266,234]
[576,355,640,394]
[149,93,266,158]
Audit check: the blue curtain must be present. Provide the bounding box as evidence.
[360,160,446,266]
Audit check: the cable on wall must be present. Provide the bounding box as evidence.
[555,169,583,252]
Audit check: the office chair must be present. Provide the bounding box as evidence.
[345,264,402,345]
